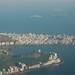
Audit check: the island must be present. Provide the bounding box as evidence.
[0,49,63,75]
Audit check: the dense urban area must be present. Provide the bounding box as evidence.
[0,33,75,46]
[0,49,62,75]
[0,33,63,75]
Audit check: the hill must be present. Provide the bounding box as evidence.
[0,34,12,42]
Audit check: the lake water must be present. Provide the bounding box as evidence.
[11,45,75,75]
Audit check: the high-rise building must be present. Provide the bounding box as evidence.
[18,62,26,71]
[2,69,6,75]
[21,63,26,71]
[13,66,18,72]
[49,55,52,60]
[52,53,57,60]
[8,69,10,74]
[10,66,13,73]
[0,70,2,75]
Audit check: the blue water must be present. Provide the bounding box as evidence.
[0,1,75,35]
[11,45,75,75]
[0,14,75,35]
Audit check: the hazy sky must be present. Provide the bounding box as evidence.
[0,0,75,10]
[0,0,75,16]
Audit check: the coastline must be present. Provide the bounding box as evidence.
[0,49,64,75]
[9,61,63,75]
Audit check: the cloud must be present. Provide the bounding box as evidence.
[31,15,42,18]
[52,8,62,12]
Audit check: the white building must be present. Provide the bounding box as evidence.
[18,62,26,71]
[38,49,41,53]
[2,69,6,75]
[10,42,14,45]
[0,70,2,75]
[29,64,40,69]
[21,63,26,71]
[49,55,52,60]
[10,66,13,73]
[8,69,10,74]
[56,58,60,63]
[52,53,57,60]
[1,42,6,45]
[42,60,55,66]
[13,66,18,72]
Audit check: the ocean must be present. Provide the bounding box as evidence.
[0,1,75,35]
[0,13,75,35]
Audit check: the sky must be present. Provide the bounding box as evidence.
[0,0,75,14]
[0,0,75,10]
[0,0,75,18]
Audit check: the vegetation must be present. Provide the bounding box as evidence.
[0,55,15,69]
[0,51,50,70]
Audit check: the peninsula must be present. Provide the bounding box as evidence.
[0,49,63,75]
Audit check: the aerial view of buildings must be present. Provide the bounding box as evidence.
[0,33,75,46]
[0,0,75,75]
[0,49,61,75]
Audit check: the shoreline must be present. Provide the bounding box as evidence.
[9,60,64,75]
[0,47,64,75]
[9,69,33,75]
